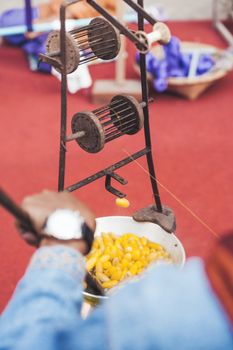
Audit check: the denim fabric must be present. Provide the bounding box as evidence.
[0,246,232,350]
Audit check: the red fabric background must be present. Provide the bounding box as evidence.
[0,21,233,311]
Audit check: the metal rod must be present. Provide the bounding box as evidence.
[58,3,69,192]
[79,56,98,65]
[122,0,156,25]
[138,0,162,212]
[105,116,136,133]
[79,49,95,57]
[102,119,117,128]
[72,20,109,33]
[80,53,95,60]
[88,38,116,47]
[72,34,110,45]
[97,98,152,118]
[102,111,134,127]
[110,105,132,115]
[69,24,91,34]
[96,109,111,118]
[95,100,129,115]
[0,188,37,234]
[80,48,116,63]
[96,106,126,117]
[105,127,138,143]
[73,37,98,46]
[89,23,110,29]
[104,112,136,131]
[66,148,150,192]
[105,122,136,138]
[85,44,117,54]
[80,45,115,59]
[98,114,111,122]
[66,130,86,142]
[72,30,112,41]
[95,108,112,117]
[80,44,117,56]
[71,24,109,35]
[105,132,123,143]
[110,107,135,121]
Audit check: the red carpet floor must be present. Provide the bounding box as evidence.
[0,21,233,312]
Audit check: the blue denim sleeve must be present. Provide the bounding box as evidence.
[0,246,89,350]
[0,250,232,350]
[104,259,233,350]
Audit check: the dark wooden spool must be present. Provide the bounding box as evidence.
[71,95,144,153]
[46,17,121,74]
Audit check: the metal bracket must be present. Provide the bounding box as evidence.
[133,205,176,233]
[105,171,128,198]
[61,141,67,152]
[39,53,62,71]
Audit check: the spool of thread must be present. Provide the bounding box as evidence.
[135,22,171,54]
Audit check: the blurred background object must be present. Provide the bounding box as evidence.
[213,0,233,45]
[135,39,233,99]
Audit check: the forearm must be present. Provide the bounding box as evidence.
[0,246,85,350]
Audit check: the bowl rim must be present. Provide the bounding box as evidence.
[95,216,186,263]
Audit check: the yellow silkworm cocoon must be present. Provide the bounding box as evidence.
[141,237,148,246]
[130,264,138,276]
[86,232,172,290]
[148,242,163,251]
[86,256,97,271]
[148,252,159,262]
[102,261,112,270]
[96,272,110,283]
[95,262,103,273]
[111,269,122,281]
[115,197,130,208]
[112,257,120,266]
[102,280,118,289]
[99,254,110,263]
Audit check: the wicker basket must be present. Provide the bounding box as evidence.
[135,42,228,100]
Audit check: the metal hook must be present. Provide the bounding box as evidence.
[105,171,128,198]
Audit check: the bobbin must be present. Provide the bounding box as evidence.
[45,17,121,73]
[67,95,145,153]
[135,22,171,54]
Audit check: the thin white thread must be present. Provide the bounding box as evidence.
[123,148,219,238]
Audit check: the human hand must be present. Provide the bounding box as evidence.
[18,190,96,254]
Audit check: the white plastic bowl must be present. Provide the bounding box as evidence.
[83,216,186,303]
